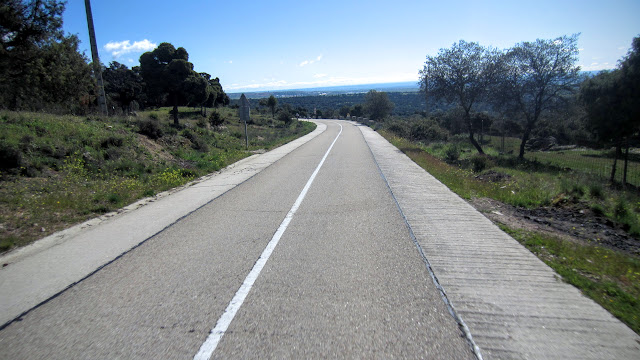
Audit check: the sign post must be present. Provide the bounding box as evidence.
[239,94,250,150]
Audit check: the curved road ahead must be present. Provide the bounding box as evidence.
[0,121,475,359]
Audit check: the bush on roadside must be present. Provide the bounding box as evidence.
[384,120,409,138]
[409,118,449,142]
[0,142,23,170]
[209,110,225,128]
[138,119,163,139]
[444,143,460,163]
[471,154,490,173]
[278,111,294,126]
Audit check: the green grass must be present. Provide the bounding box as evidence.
[503,226,640,334]
[485,135,640,187]
[0,109,315,251]
[381,131,560,208]
[419,134,640,235]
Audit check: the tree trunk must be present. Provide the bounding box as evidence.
[610,142,621,184]
[172,104,179,126]
[464,110,484,154]
[623,138,630,188]
[518,125,532,159]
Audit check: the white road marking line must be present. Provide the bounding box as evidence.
[194,122,343,360]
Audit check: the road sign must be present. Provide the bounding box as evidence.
[239,94,250,123]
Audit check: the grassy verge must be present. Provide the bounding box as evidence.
[378,129,640,334]
[0,108,315,251]
[381,130,640,235]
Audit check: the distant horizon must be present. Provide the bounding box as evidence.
[228,69,606,96]
[61,0,638,95]
[228,81,420,95]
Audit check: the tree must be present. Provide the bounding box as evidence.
[267,95,277,119]
[0,0,94,112]
[338,105,351,118]
[364,90,394,120]
[619,36,640,135]
[351,104,364,117]
[419,40,501,154]
[210,77,229,107]
[498,34,581,158]
[580,71,626,183]
[580,36,640,185]
[139,42,206,125]
[103,61,144,113]
[199,73,229,111]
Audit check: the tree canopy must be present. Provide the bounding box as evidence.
[364,90,394,120]
[140,43,206,125]
[103,62,144,112]
[498,34,581,158]
[419,40,501,153]
[580,36,640,183]
[0,0,94,112]
[267,95,277,119]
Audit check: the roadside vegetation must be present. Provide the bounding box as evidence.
[379,130,640,334]
[0,108,314,251]
[0,0,315,252]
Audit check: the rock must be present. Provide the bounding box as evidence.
[526,136,558,151]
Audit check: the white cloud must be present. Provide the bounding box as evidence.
[104,39,157,57]
[227,60,233,64]
[580,62,614,71]
[225,72,418,92]
[299,54,323,67]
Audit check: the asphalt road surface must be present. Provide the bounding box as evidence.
[0,120,474,359]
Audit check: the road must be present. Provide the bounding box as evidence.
[0,121,475,359]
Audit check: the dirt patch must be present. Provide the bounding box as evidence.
[469,197,640,256]
[137,135,175,163]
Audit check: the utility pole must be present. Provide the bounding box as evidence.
[84,0,108,116]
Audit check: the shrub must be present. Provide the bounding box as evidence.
[409,119,449,142]
[614,198,629,219]
[181,129,196,142]
[471,154,490,173]
[138,119,163,139]
[444,143,460,163]
[100,136,124,148]
[591,203,605,216]
[196,117,208,128]
[385,120,409,138]
[278,111,294,125]
[589,183,604,199]
[0,142,23,170]
[209,110,225,128]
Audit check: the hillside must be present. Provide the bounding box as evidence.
[0,109,315,251]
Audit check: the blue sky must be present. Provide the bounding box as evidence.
[62,0,640,92]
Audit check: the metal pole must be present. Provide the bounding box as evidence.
[84,0,108,116]
[244,121,248,150]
